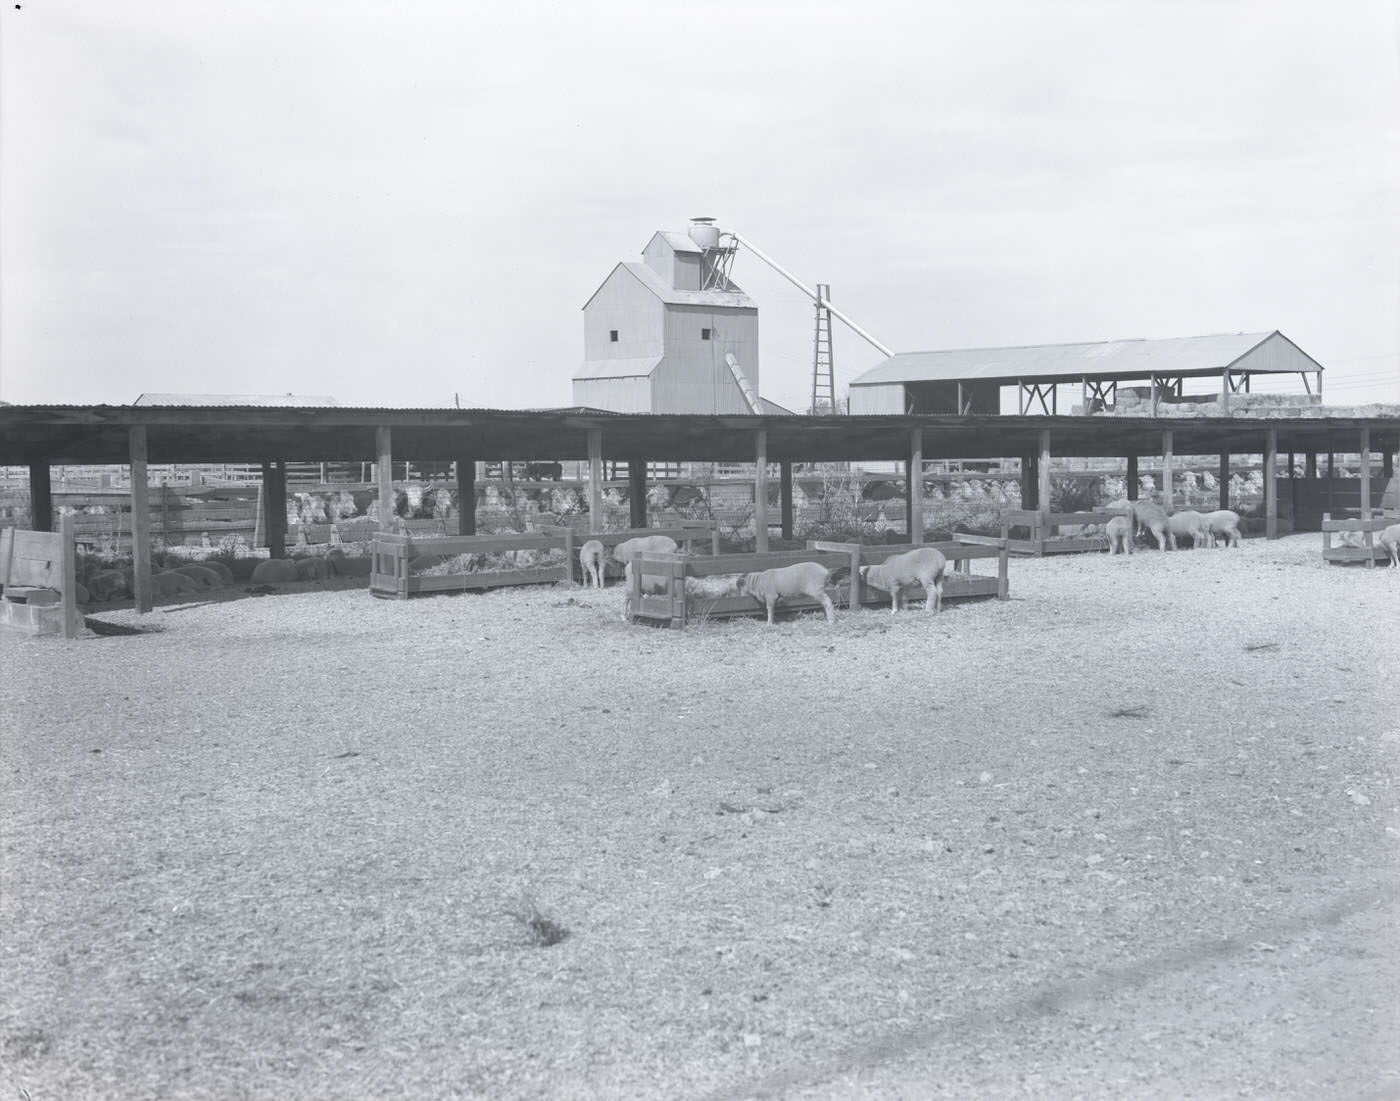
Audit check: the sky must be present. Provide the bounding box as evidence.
[2,0,1398,414]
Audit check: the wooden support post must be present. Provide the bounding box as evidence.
[754,430,770,554]
[1359,428,1373,568]
[1264,428,1278,540]
[1220,368,1231,415]
[628,460,647,529]
[779,461,794,542]
[909,428,924,543]
[129,426,153,615]
[1305,452,1317,479]
[1020,453,1037,510]
[28,464,53,533]
[1161,430,1173,512]
[1080,376,1088,415]
[59,512,79,640]
[1126,454,1139,502]
[1037,428,1051,530]
[587,429,603,535]
[376,427,394,533]
[454,457,476,536]
[262,460,288,558]
[956,382,965,415]
[1219,452,1230,510]
[1383,447,1394,479]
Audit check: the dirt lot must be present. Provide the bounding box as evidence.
[1,535,1397,1100]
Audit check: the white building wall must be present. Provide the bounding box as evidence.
[848,383,906,415]
[573,376,653,413]
[582,269,664,364]
[652,304,760,414]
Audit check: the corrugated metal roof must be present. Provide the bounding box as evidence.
[850,332,1318,387]
[620,263,757,309]
[133,393,339,407]
[573,356,663,381]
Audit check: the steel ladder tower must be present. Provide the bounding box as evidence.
[811,283,836,414]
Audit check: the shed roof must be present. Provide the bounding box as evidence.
[573,356,663,382]
[134,393,340,407]
[649,230,704,255]
[2,404,1393,468]
[851,331,1321,388]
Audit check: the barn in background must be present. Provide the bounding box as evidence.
[573,221,783,415]
[848,331,1326,418]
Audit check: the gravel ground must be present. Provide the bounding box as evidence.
[1,534,1397,1101]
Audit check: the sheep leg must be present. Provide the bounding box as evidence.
[766,596,777,625]
[817,591,836,624]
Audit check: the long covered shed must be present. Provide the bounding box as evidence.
[1,402,1395,612]
[849,331,1326,417]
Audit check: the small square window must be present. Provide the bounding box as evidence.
[609,330,619,342]
[701,328,712,340]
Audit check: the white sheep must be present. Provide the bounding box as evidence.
[1381,524,1400,568]
[1105,515,1133,555]
[578,539,605,588]
[737,562,837,625]
[613,535,678,620]
[859,546,948,613]
[1104,499,1169,550]
[1202,509,1242,548]
[1165,509,1212,550]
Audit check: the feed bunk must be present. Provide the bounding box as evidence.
[626,536,1008,628]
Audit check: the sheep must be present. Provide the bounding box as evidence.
[736,562,837,625]
[295,557,330,581]
[1381,524,1400,568]
[578,539,605,588]
[859,546,948,614]
[1105,515,1134,555]
[1105,499,1169,550]
[1202,509,1242,548]
[249,558,301,584]
[1165,509,1212,550]
[86,569,131,602]
[195,560,235,586]
[613,535,678,620]
[170,563,225,590]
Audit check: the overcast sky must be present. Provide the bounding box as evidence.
[3,0,1397,413]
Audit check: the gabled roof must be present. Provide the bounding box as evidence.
[134,393,339,407]
[850,331,1322,387]
[582,261,757,312]
[647,230,704,255]
[618,262,756,309]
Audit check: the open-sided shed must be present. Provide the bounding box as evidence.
[849,331,1325,417]
[1,402,1396,610]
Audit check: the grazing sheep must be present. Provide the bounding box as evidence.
[737,562,837,625]
[170,564,225,590]
[1202,509,1243,548]
[151,570,200,597]
[859,546,948,614]
[613,536,678,620]
[195,560,235,586]
[249,558,301,584]
[1105,499,1169,550]
[87,569,131,602]
[296,557,330,581]
[1381,524,1400,568]
[1165,509,1212,550]
[1105,515,1134,555]
[579,539,605,588]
